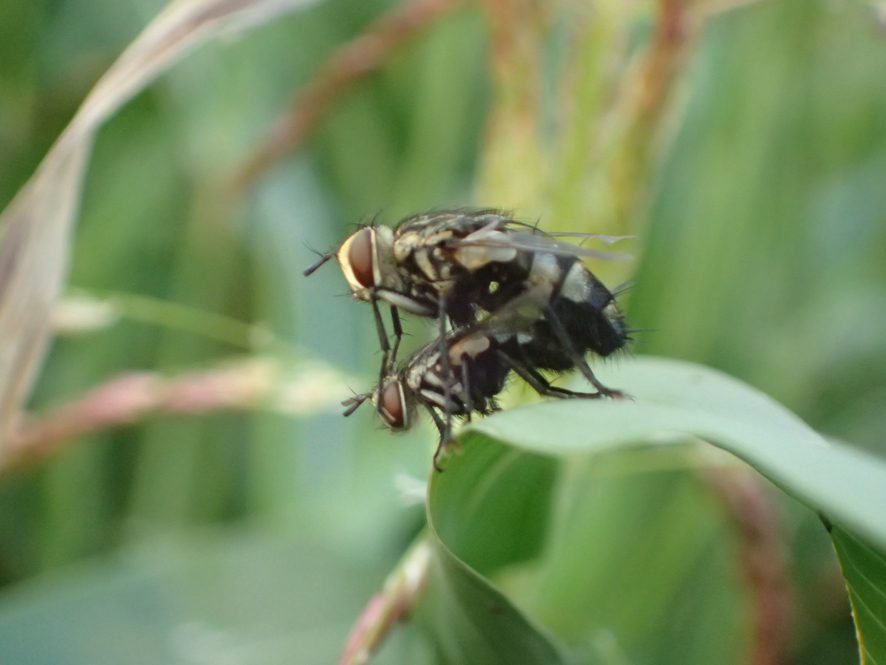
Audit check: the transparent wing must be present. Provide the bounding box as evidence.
[499,219,634,246]
[453,285,552,339]
[451,230,633,261]
[534,231,635,245]
[394,210,633,258]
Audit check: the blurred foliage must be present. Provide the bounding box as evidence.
[0,0,885,663]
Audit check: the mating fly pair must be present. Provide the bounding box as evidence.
[304,209,632,466]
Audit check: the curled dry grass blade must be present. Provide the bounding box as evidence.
[0,0,322,456]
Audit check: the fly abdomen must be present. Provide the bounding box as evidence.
[554,261,628,357]
[499,325,574,372]
[464,346,511,402]
[552,296,627,358]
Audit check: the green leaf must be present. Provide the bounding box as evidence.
[421,443,567,664]
[422,356,886,664]
[831,525,886,665]
[421,536,568,665]
[463,357,886,550]
[427,440,745,665]
[429,441,558,575]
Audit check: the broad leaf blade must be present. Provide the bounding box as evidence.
[423,356,886,662]
[421,538,568,665]
[423,444,567,665]
[428,437,747,665]
[462,356,886,550]
[831,526,886,664]
[429,441,557,575]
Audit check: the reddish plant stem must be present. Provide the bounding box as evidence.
[232,0,467,193]
[639,0,690,122]
[338,538,431,665]
[705,468,793,665]
[609,0,694,226]
[5,360,276,472]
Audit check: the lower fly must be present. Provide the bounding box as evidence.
[342,323,607,470]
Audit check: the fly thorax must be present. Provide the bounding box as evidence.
[391,234,413,263]
[448,335,491,365]
[453,230,518,271]
[404,363,429,392]
[559,262,592,304]
[407,352,440,391]
[432,247,459,281]
[414,249,439,282]
[422,371,446,389]
[372,226,402,291]
[420,389,449,409]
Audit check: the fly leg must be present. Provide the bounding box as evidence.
[544,385,601,399]
[497,351,601,399]
[459,354,473,422]
[415,393,456,472]
[436,295,454,441]
[521,364,600,399]
[544,306,625,398]
[368,290,403,415]
[389,305,403,367]
[369,294,392,372]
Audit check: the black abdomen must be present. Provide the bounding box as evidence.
[500,278,628,372]
[554,295,627,358]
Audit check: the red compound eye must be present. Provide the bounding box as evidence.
[347,228,375,288]
[380,381,405,429]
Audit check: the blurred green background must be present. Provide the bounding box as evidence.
[0,0,884,662]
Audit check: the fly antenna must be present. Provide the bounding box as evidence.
[303,250,335,277]
[342,391,371,417]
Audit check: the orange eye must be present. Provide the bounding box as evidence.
[348,228,375,288]
[380,381,405,429]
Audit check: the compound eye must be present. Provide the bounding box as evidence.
[380,381,405,429]
[348,228,375,289]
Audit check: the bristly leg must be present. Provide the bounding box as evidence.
[369,294,392,358]
[433,435,463,473]
[544,305,625,399]
[370,294,392,416]
[436,295,453,443]
[414,393,454,472]
[389,305,403,369]
[460,355,473,422]
[497,351,602,400]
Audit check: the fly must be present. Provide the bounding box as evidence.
[342,303,610,470]
[304,209,632,394]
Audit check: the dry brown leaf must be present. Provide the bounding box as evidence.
[0,0,321,457]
